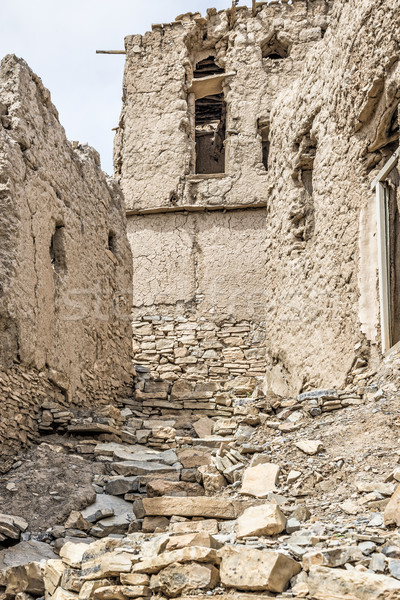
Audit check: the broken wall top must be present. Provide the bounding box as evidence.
[114,0,334,211]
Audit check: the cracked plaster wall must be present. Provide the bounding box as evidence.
[0,56,134,462]
[129,210,266,383]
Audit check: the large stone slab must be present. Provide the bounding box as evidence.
[132,547,220,574]
[302,546,363,570]
[220,546,300,593]
[142,496,235,519]
[236,503,286,538]
[240,464,280,498]
[0,540,58,595]
[308,565,400,599]
[158,562,219,597]
[112,461,180,476]
[82,494,134,520]
[95,443,178,466]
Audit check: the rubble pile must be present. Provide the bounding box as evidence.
[0,370,400,599]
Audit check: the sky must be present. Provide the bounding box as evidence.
[0,0,253,175]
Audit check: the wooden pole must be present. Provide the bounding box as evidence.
[252,0,257,16]
[96,50,126,55]
[230,0,238,29]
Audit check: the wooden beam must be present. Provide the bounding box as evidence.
[126,201,267,217]
[229,0,238,29]
[96,50,126,55]
[252,0,257,16]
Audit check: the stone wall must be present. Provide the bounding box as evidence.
[262,0,400,395]
[116,0,400,398]
[115,0,335,396]
[0,55,134,463]
[128,209,266,384]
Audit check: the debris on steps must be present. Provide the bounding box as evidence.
[1,371,400,599]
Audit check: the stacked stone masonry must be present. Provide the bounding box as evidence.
[132,316,266,382]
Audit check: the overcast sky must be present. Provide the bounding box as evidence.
[0,1,253,174]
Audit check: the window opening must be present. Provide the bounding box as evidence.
[194,56,224,79]
[108,230,117,256]
[371,147,400,352]
[50,224,66,276]
[299,134,316,196]
[262,35,290,60]
[195,94,226,174]
[258,120,270,171]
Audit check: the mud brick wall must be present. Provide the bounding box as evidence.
[0,55,134,460]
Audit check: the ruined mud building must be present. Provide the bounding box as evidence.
[116,0,400,400]
[1,0,400,461]
[0,56,134,466]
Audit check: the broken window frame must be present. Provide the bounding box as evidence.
[371,147,400,353]
[189,56,228,176]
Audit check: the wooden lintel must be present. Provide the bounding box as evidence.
[96,50,126,55]
[126,202,267,217]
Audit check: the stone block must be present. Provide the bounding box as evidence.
[307,565,400,599]
[236,503,286,538]
[158,562,220,597]
[240,463,280,498]
[177,448,211,468]
[169,519,219,535]
[132,546,220,574]
[142,496,236,519]
[220,547,300,593]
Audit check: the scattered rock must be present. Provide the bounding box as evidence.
[385,487,400,526]
[295,440,324,455]
[236,503,286,538]
[219,546,300,593]
[240,463,280,498]
[158,562,220,597]
[302,546,363,570]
